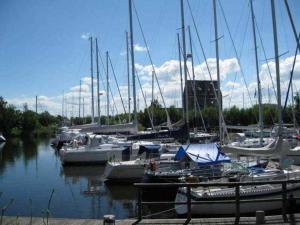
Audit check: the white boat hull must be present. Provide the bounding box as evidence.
[60,147,126,165]
[0,135,6,142]
[175,184,300,215]
[103,160,146,182]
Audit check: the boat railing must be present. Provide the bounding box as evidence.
[134,179,300,224]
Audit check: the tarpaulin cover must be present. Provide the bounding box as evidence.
[174,143,230,165]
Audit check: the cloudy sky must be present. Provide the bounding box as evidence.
[0,0,299,117]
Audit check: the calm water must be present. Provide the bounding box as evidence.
[0,138,141,219]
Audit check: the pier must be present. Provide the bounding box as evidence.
[1,215,300,225]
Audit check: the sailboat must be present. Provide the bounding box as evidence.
[0,133,6,143]
[174,0,300,216]
[175,168,300,215]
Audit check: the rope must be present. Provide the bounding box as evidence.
[254,17,278,103]
[186,0,230,142]
[228,9,250,108]
[97,50,122,123]
[136,69,155,130]
[217,0,257,114]
[179,41,207,132]
[108,53,127,114]
[132,1,172,128]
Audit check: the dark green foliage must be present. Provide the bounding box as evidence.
[21,110,39,134]
[0,96,63,137]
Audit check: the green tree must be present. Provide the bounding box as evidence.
[21,110,39,134]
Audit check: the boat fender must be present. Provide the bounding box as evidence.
[150,160,157,171]
[72,140,79,148]
[185,176,199,183]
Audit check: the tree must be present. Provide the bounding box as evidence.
[21,110,39,134]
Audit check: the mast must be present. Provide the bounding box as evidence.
[151,70,154,126]
[62,91,65,124]
[291,83,296,129]
[95,38,101,124]
[83,97,85,122]
[129,0,137,127]
[79,80,82,118]
[177,33,185,121]
[89,37,95,123]
[188,25,197,130]
[35,96,38,113]
[250,0,263,145]
[126,31,131,122]
[106,51,109,125]
[213,0,223,144]
[271,0,282,136]
[180,0,190,141]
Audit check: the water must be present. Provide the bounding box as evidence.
[0,138,138,219]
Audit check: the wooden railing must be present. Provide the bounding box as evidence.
[134,179,300,224]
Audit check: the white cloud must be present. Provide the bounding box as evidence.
[81,32,91,40]
[5,55,299,117]
[70,84,89,93]
[136,57,240,82]
[134,44,147,52]
[226,81,241,88]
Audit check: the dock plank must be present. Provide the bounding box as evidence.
[2,215,300,225]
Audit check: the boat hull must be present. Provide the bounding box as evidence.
[60,148,125,165]
[175,185,300,215]
[0,135,6,142]
[103,161,146,183]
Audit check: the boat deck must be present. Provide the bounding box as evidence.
[2,214,300,225]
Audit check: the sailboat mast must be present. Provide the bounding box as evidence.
[95,38,101,124]
[106,51,109,125]
[89,37,95,123]
[126,31,131,123]
[62,90,64,119]
[213,0,223,144]
[291,83,296,129]
[271,0,282,136]
[83,97,85,122]
[151,70,154,125]
[250,0,264,145]
[79,80,82,118]
[180,0,190,141]
[177,33,185,121]
[188,26,197,130]
[129,0,137,127]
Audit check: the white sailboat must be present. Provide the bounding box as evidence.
[103,158,147,182]
[0,133,6,142]
[175,169,300,215]
[103,143,162,182]
[59,142,129,165]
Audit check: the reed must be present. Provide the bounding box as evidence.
[42,189,55,225]
[0,198,15,225]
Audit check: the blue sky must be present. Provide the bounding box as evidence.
[0,0,299,116]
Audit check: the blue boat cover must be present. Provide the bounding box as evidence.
[174,143,230,165]
[138,144,161,155]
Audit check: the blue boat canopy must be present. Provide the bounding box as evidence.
[174,143,230,165]
[138,144,161,155]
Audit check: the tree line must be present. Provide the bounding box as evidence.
[1,93,299,138]
[0,97,63,137]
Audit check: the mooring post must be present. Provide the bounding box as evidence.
[186,186,192,223]
[235,184,240,225]
[282,182,288,222]
[137,188,142,221]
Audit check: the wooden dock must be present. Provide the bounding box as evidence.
[2,214,300,225]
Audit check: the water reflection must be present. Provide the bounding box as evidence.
[60,165,137,218]
[0,138,138,219]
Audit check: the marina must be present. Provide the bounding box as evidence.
[1,0,300,223]
[1,215,300,225]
